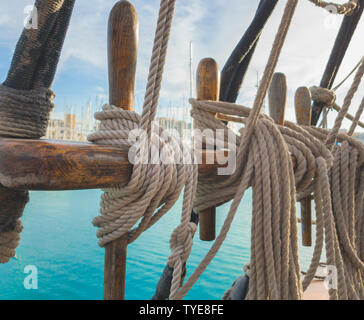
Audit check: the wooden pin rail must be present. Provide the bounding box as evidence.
[197,58,220,242]
[295,87,313,247]
[268,72,287,126]
[0,139,229,191]
[104,0,138,301]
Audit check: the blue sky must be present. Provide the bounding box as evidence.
[0,0,363,129]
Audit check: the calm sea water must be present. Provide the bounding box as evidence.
[0,189,316,300]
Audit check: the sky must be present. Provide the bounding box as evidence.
[0,0,363,129]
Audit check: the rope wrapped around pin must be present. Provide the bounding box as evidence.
[170,97,338,300]
[88,104,198,260]
[0,85,54,263]
[190,99,333,210]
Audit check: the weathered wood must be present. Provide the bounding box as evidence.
[268,72,287,125]
[103,0,138,301]
[311,0,364,125]
[197,58,220,102]
[108,1,138,110]
[295,87,312,126]
[0,139,231,191]
[197,58,220,242]
[0,138,131,190]
[295,87,312,247]
[300,197,312,247]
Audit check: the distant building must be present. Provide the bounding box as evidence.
[158,117,192,137]
[46,119,65,140]
[64,113,77,140]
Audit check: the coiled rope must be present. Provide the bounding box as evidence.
[167,0,364,300]
[88,0,364,300]
[88,0,199,289]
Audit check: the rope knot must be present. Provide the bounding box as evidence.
[168,222,196,266]
[88,103,197,248]
[310,86,336,107]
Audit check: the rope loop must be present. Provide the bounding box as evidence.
[88,104,197,248]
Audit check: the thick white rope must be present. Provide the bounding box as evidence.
[87,0,364,301]
[88,0,199,293]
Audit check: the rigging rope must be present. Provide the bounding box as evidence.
[307,0,359,15]
[87,0,364,300]
[88,1,198,289]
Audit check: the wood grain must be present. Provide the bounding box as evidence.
[268,72,287,125]
[0,139,231,191]
[295,87,312,247]
[295,87,312,126]
[0,138,131,190]
[104,0,138,301]
[108,0,138,110]
[197,58,220,242]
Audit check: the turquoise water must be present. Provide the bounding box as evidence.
[0,189,315,300]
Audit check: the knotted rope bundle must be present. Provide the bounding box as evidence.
[88,105,197,248]
[162,0,364,300]
[88,0,364,300]
[0,85,54,263]
[88,0,200,290]
[304,67,364,299]
[0,85,55,138]
[187,99,337,300]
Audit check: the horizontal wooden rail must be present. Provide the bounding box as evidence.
[0,138,230,191]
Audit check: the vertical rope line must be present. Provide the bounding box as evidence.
[348,96,364,135]
[236,0,298,168]
[140,0,176,136]
[326,59,364,149]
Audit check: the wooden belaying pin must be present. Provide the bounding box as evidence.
[268,72,287,126]
[295,87,313,247]
[197,58,220,242]
[103,0,138,300]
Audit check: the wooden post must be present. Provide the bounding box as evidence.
[103,0,138,300]
[197,58,220,242]
[268,73,287,125]
[295,87,312,247]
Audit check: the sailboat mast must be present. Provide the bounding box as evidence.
[189,41,194,98]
